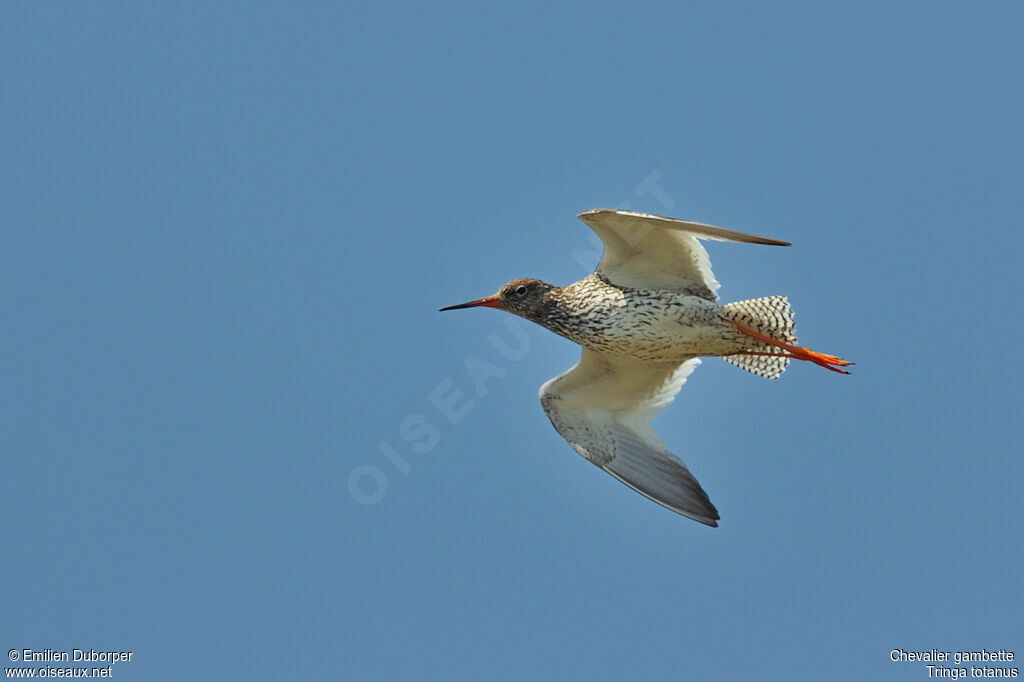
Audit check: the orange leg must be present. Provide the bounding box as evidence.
[731,321,853,375]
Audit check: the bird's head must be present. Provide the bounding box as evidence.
[439,278,557,321]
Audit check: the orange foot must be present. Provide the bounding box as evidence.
[732,321,853,375]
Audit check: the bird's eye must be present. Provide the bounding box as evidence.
[515,285,528,296]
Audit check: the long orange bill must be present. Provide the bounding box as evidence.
[439,295,501,312]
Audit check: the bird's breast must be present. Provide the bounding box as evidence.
[545,283,736,361]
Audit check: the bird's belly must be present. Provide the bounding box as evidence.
[574,298,741,361]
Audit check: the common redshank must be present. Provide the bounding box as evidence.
[440,209,850,526]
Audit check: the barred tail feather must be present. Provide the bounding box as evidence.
[720,295,796,379]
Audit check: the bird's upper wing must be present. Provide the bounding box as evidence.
[577,208,790,300]
[539,348,719,526]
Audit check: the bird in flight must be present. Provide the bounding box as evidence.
[440,209,850,526]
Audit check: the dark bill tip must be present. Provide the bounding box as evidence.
[438,301,476,311]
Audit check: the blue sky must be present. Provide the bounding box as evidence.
[2,2,1021,680]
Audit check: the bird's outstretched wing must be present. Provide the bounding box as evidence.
[577,208,789,300]
[539,348,719,526]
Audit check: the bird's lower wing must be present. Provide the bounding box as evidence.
[539,350,720,526]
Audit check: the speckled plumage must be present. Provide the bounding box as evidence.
[509,273,792,367]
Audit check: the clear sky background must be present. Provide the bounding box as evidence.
[2,3,1021,681]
